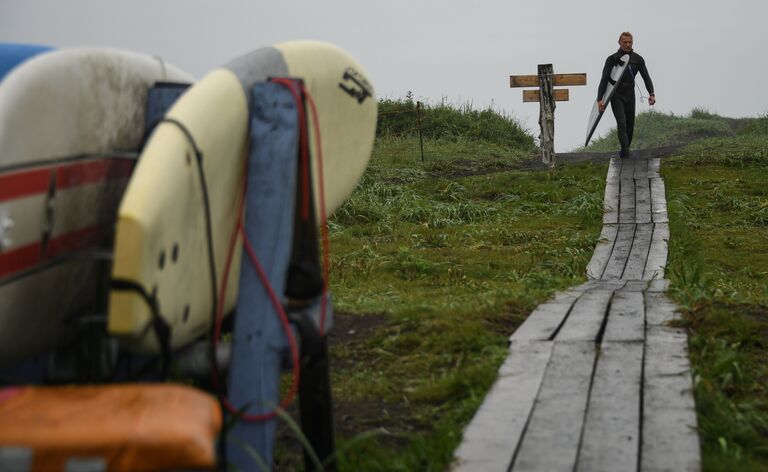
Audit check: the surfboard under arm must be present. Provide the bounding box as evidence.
[585,54,629,147]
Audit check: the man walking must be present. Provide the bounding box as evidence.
[597,32,655,158]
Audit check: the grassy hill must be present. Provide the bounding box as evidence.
[583,107,761,152]
[276,101,768,470]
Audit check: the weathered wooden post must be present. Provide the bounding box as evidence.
[510,66,586,168]
[538,64,556,167]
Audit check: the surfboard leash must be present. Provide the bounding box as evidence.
[271,78,332,335]
[158,117,224,387]
[203,78,333,428]
[209,78,325,423]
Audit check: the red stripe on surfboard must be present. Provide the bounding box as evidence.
[45,224,109,259]
[0,168,51,202]
[57,159,134,190]
[0,224,111,281]
[0,158,135,203]
[0,243,41,279]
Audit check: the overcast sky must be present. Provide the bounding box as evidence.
[2,0,766,151]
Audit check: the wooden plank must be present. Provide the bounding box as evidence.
[453,341,554,472]
[647,158,661,177]
[619,280,648,292]
[511,342,596,472]
[586,280,628,291]
[510,301,575,341]
[643,223,669,280]
[646,278,670,293]
[566,280,617,296]
[554,285,591,300]
[650,177,668,223]
[635,177,652,224]
[603,290,644,342]
[577,341,643,472]
[644,290,681,326]
[604,181,620,223]
[642,326,701,472]
[619,178,636,223]
[569,281,601,293]
[623,223,653,280]
[603,161,620,224]
[602,224,636,279]
[509,73,587,88]
[636,157,649,177]
[553,73,588,87]
[607,157,622,180]
[618,159,635,179]
[555,289,613,341]
[586,224,618,280]
[522,88,569,102]
[552,287,590,303]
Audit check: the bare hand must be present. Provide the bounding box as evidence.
[649,95,656,106]
[597,100,605,112]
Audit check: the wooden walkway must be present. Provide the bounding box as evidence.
[452,158,700,471]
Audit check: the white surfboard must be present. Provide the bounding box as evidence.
[585,54,629,147]
[0,48,192,362]
[108,41,377,353]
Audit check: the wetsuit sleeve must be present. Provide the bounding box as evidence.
[597,56,612,100]
[638,58,655,95]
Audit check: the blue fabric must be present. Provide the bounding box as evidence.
[227,81,299,470]
[0,43,52,81]
[144,83,190,138]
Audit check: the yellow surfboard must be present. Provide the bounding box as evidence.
[108,41,377,352]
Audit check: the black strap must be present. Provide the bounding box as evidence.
[110,278,172,377]
[157,117,227,470]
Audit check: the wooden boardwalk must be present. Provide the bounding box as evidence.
[452,158,700,471]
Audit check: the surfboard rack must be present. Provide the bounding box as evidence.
[1,42,379,471]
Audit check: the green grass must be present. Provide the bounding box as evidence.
[664,128,768,470]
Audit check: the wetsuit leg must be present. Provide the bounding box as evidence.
[626,97,636,151]
[610,96,630,157]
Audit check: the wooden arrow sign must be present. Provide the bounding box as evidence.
[509,73,587,88]
[523,89,570,102]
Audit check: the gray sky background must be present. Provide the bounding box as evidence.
[2,0,766,151]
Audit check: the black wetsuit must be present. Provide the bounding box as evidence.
[597,49,654,157]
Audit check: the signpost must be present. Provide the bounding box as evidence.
[510,66,586,168]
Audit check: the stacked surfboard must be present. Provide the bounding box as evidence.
[0,46,192,362]
[0,41,376,359]
[108,41,378,352]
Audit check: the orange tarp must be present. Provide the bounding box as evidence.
[0,384,221,471]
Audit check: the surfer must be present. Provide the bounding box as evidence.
[597,32,655,158]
